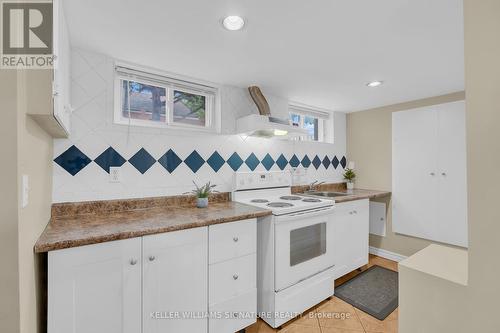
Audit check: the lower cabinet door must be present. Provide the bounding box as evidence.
[48,238,142,333]
[333,199,369,279]
[142,227,208,333]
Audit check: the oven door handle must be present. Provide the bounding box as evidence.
[275,206,334,222]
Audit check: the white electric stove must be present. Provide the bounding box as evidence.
[232,171,336,328]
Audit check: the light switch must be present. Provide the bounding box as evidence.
[22,174,29,208]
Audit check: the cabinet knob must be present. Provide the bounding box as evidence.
[349,211,353,215]
[233,236,239,242]
[148,256,155,262]
[233,274,239,280]
[353,210,357,214]
[441,172,447,176]
[130,259,137,266]
[430,172,435,176]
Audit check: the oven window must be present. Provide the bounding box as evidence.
[290,223,327,266]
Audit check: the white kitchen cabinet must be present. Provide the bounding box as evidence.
[52,0,72,133]
[333,199,369,279]
[48,238,142,333]
[25,0,71,137]
[208,219,257,333]
[392,100,467,247]
[143,227,208,333]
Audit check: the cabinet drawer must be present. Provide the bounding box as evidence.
[209,289,257,333]
[209,254,256,305]
[209,219,256,264]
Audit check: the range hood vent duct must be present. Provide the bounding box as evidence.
[236,86,307,139]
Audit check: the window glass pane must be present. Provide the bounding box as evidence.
[290,113,301,127]
[290,223,326,266]
[173,90,206,127]
[303,116,319,141]
[121,80,166,122]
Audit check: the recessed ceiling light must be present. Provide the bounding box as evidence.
[366,81,384,87]
[222,16,245,31]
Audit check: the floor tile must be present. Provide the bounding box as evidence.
[355,308,398,333]
[316,297,365,331]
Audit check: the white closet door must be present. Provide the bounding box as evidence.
[437,101,468,247]
[392,107,439,240]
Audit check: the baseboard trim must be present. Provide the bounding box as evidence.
[369,246,407,262]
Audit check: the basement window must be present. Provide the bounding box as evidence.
[289,104,330,142]
[114,64,218,132]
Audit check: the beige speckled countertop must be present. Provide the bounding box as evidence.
[35,200,271,253]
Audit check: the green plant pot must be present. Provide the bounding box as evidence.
[197,197,209,208]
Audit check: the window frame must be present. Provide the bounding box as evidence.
[289,111,325,142]
[114,63,220,133]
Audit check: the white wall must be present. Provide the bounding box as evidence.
[52,48,347,203]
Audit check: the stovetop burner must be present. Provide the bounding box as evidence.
[302,198,321,203]
[267,202,294,208]
[251,199,270,203]
[279,196,302,201]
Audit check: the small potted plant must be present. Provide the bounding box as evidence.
[189,181,217,208]
[343,168,356,190]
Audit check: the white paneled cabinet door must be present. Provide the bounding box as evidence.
[143,227,208,333]
[48,238,142,333]
[392,107,439,240]
[333,199,369,279]
[437,101,468,246]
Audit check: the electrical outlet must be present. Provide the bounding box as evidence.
[109,167,121,183]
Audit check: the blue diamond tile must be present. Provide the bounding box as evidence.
[54,145,92,176]
[301,155,311,168]
[332,156,340,169]
[312,155,322,170]
[261,154,275,171]
[245,153,260,171]
[340,156,347,169]
[207,151,225,172]
[289,154,300,168]
[184,150,205,173]
[322,156,331,169]
[94,147,126,173]
[129,148,156,174]
[158,149,182,173]
[276,154,288,170]
[227,152,244,171]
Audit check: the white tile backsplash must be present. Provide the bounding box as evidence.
[52,48,347,203]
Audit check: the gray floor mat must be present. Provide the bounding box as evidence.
[335,265,398,320]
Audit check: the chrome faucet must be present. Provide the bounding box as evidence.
[308,180,325,191]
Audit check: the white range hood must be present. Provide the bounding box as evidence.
[236,114,308,138]
[236,86,308,139]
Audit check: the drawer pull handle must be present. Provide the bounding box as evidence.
[233,237,239,242]
[149,256,155,262]
[130,259,137,266]
[233,274,239,280]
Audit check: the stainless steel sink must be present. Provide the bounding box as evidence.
[302,191,350,198]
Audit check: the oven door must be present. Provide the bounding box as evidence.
[274,206,335,291]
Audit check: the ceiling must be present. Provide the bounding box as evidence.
[64,0,464,112]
